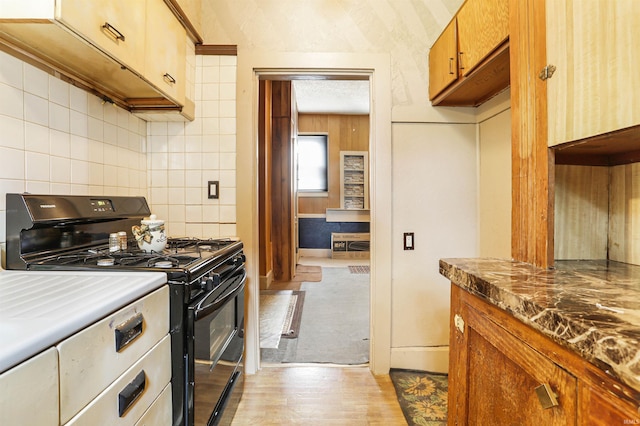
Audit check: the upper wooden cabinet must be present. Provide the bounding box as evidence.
[428,19,457,100]
[0,0,192,120]
[428,0,510,106]
[547,0,640,148]
[145,0,186,106]
[56,0,146,74]
[457,0,509,76]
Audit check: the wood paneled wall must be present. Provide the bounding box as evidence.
[269,81,295,282]
[298,114,370,215]
[609,163,640,264]
[554,165,608,260]
[555,163,640,266]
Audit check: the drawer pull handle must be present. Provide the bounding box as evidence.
[449,57,454,75]
[101,22,126,42]
[535,383,559,409]
[163,73,176,85]
[115,313,144,352]
[118,370,146,417]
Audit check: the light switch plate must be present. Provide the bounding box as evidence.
[208,181,219,199]
[403,232,414,250]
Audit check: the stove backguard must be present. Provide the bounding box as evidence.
[6,194,150,269]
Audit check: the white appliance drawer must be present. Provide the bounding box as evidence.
[58,286,169,423]
[65,334,171,426]
[0,347,59,425]
[135,382,172,426]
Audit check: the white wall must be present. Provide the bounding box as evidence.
[391,122,477,371]
[478,92,512,259]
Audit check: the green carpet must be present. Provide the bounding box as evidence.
[390,369,448,425]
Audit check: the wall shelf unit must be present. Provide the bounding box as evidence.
[340,151,369,210]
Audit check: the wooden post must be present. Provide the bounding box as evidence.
[509,0,554,268]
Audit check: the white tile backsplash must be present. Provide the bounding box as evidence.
[0,147,25,179]
[24,92,48,126]
[23,64,48,98]
[69,85,88,114]
[49,76,69,107]
[0,114,24,150]
[0,52,23,90]
[70,110,88,137]
[0,54,236,255]
[49,103,70,132]
[25,151,50,181]
[50,156,71,183]
[0,83,23,120]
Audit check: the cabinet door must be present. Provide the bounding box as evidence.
[546,0,640,147]
[144,0,186,105]
[56,0,146,73]
[449,286,577,424]
[0,348,58,425]
[428,18,458,100]
[456,0,509,76]
[583,387,640,426]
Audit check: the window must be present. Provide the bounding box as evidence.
[297,134,328,192]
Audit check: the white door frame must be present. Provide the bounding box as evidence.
[236,51,392,375]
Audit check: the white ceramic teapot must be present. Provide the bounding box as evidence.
[132,214,167,253]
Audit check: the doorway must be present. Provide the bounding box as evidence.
[257,77,372,365]
[235,52,393,375]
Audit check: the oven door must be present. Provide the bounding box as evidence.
[187,266,245,426]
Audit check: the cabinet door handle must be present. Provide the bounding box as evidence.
[115,313,144,352]
[535,383,559,409]
[449,57,454,75]
[458,52,464,71]
[454,313,465,333]
[163,73,176,85]
[101,22,126,42]
[118,370,146,417]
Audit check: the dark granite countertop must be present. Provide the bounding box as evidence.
[439,258,640,394]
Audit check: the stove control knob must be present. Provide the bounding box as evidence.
[201,278,214,291]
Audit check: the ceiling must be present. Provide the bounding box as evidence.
[292,80,370,115]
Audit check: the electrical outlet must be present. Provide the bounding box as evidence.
[403,232,414,250]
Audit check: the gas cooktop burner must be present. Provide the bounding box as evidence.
[167,237,234,252]
[97,258,115,266]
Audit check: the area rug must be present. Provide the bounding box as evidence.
[349,265,370,274]
[390,369,448,425]
[261,267,369,364]
[259,290,292,348]
[281,290,305,339]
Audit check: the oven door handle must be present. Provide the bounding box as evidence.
[194,268,246,320]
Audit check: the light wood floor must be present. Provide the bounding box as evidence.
[231,365,408,425]
[238,258,400,425]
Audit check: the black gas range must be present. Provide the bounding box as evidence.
[5,194,245,426]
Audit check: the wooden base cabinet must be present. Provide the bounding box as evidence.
[449,285,640,425]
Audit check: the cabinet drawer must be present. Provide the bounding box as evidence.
[58,286,169,424]
[144,0,187,105]
[135,383,172,426]
[65,335,171,426]
[56,0,146,73]
[0,348,58,425]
